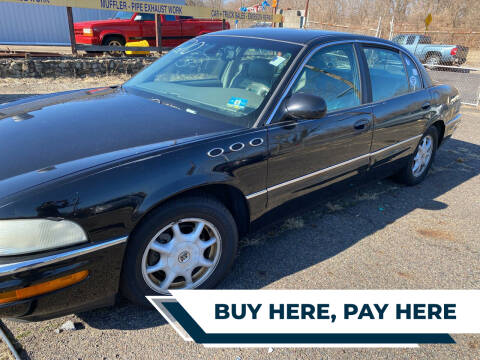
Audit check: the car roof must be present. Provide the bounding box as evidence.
[209,28,397,47]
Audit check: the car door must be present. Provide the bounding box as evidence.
[359,44,432,175]
[136,13,156,46]
[162,15,182,48]
[179,16,196,43]
[266,43,373,208]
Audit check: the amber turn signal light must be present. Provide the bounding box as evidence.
[0,270,88,304]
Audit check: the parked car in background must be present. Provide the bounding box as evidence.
[392,34,468,66]
[74,11,228,54]
[0,29,461,320]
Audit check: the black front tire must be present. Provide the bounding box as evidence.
[120,195,238,307]
[395,126,438,186]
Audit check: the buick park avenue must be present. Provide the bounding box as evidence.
[0,29,461,320]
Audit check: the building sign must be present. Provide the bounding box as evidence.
[0,0,283,22]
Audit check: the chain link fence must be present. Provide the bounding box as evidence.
[391,32,480,107]
[306,20,480,107]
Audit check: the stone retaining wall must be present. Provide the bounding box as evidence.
[0,57,159,78]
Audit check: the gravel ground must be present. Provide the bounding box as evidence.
[0,76,130,104]
[0,78,479,359]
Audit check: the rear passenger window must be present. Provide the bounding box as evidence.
[164,15,176,21]
[292,44,361,113]
[362,47,409,102]
[402,54,422,91]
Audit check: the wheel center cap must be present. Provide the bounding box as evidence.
[178,251,191,264]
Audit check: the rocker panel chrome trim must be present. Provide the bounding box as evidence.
[246,134,421,199]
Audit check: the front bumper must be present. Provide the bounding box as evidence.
[0,237,127,321]
[74,34,101,45]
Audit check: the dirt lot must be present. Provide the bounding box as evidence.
[0,76,130,104]
[0,78,479,359]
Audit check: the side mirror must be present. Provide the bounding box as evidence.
[284,93,327,120]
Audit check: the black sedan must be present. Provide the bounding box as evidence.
[0,29,461,320]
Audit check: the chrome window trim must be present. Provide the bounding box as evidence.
[253,43,310,128]
[203,34,306,46]
[262,39,424,126]
[263,40,358,126]
[246,134,422,199]
[400,50,426,89]
[0,236,128,276]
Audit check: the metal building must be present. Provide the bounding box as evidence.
[0,1,185,45]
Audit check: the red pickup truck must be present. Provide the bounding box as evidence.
[74,11,229,53]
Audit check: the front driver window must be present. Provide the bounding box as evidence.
[292,43,361,113]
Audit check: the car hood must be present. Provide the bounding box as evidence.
[0,87,240,197]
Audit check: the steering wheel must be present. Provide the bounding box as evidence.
[246,82,270,97]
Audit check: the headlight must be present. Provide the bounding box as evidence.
[0,219,88,256]
[83,28,93,35]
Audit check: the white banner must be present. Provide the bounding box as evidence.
[153,290,480,334]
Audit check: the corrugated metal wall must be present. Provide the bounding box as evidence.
[0,1,185,45]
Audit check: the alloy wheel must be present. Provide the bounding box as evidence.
[412,135,433,177]
[141,218,221,294]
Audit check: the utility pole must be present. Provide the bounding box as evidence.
[155,14,162,54]
[66,7,77,56]
[272,0,279,28]
[304,0,310,29]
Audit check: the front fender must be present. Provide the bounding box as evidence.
[99,31,126,43]
[0,129,268,243]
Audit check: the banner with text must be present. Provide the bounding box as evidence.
[0,0,283,22]
[149,290,480,347]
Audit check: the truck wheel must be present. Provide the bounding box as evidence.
[395,126,438,186]
[425,54,441,69]
[103,36,125,56]
[120,195,238,306]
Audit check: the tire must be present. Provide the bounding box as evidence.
[103,36,125,56]
[395,126,438,186]
[120,195,238,306]
[425,54,441,69]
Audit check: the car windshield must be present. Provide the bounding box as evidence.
[112,11,133,20]
[123,36,302,127]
